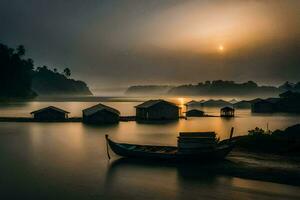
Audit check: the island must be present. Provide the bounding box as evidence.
[126,80,300,97]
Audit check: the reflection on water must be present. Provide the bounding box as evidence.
[105,158,300,200]
[0,122,300,199]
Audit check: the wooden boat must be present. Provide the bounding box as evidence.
[105,128,235,161]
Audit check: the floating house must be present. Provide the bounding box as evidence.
[135,99,179,121]
[82,103,120,124]
[220,106,235,117]
[30,106,69,121]
[252,92,300,113]
[185,109,205,117]
[277,92,300,113]
[251,100,276,113]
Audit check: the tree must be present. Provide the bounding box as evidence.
[246,81,258,88]
[248,127,266,136]
[17,45,25,57]
[53,68,57,73]
[279,81,294,91]
[0,43,35,98]
[205,80,211,85]
[63,68,71,77]
[294,82,300,91]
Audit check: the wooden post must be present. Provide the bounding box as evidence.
[105,134,111,160]
[229,127,234,141]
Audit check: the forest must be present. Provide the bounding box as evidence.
[0,43,92,98]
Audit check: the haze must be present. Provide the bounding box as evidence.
[0,0,299,91]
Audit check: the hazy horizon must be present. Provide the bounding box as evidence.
[1,0,299,89]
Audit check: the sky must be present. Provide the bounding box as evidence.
[0,0,299,90]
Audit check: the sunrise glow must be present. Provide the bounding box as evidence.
[218,45,224,52]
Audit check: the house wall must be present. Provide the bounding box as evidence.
[83,110,119,124]
[277,98,300,113]
[252,95,300,113]
[136,108,147,119]
[33,110,67,120]
[251,102,275,113]
[136,102,179,120]
[220,111,234,117]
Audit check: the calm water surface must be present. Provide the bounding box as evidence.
[0,98,300,199]
[0,122,300,199]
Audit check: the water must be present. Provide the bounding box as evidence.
[0,98,300,199]
[0,122,300,199]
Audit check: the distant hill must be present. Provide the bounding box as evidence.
[168,80,281,96]
[32,66,92,96]
[125,80,298,97]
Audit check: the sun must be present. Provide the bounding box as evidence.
[218,45,224,52]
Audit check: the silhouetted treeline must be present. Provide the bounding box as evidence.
[32,66,92,96]
[126,80,300,97]
[279,81,300,92]
[0,43,92,98]
[168,80,281,96]
[0,44,35,98]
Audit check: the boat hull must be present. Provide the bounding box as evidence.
[106,137,234,162]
